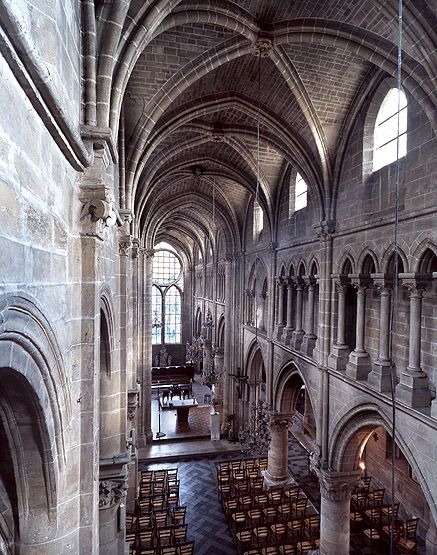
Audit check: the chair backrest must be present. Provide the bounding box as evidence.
[371,488,385,507]
[405,518,418,539]
[293,497,308,517]
[368,507,383,525]
[178,540,195,555]
[173,523,188,543]
[172,506,187,525]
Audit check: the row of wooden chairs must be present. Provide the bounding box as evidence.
[242,540,319,555]
[127,506,187,533]
[129,541,195,555]
[227,498,310,530]
[217,457,268,473]
[235,516,320,555]
[363,514,419,553]
[128,467,194,555]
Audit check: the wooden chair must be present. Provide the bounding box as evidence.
[267,487,283,506]
[126,512,136,532]
[137,514,153,530]
[276,503,292,523]
[363,507,383,552]
[261,505,277,524]
[352,476,372,495]
[246,508,263,527]
[304,514,320,540]
[153,509,169,528]
[253,493,269,508]
[230,510,248,530]
[397,518,418,554]
[159,546,178,555]
[173,524,188,544]
[252,525,269,547]
[287,518,304,542]
[367,488,385,508]
[136,548,157,555]
[126,530,137,553]
[224,497,239,520]
[235,528,253,554]
[250,477,264,494]
[137,498,151,515]
[238,494,253,510]
[269,522,287,543]
[291,498,308,518]
[297,539,318,554]
[155,526,173,547]
[350,490,368,527]
[171,506,187,526]
[177,541,195,555]
[137,528,155,549]
[263,546,279,555]
[279,544,298,555]
[283,485,300,501]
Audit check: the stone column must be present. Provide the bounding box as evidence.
[319,470,360,555]
[141,249,154,443]
[290,278,304,350]
[223,257,233,419]
[328,279,350,371]
[275,277,285,340]
[301,276,317,355]
[213,346,224,403]
[346,278,372,380]
[281,277,295,344]
[368,277,393,392]
[264,412,293,488]
[397,277,431,409]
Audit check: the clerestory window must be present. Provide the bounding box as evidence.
[253,200,263,242]
[373,88,407,172]
[152,249,182,344]
[294,172,308,211]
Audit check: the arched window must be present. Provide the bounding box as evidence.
[152,249,183,344]
[373,88,407,171]
[294,172,307,211]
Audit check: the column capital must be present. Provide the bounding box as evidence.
[142,248,155,259]
[400,273,431,296]
[275,276,284,286]
[285,276,295,289]
[269,411,293,432]
[292,276,305,289]
[118,234,132,257]
[304,275,317,288]
[349,274,372,289]
[319,470,361,502]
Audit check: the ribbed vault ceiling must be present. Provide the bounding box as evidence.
[112,0,437,254]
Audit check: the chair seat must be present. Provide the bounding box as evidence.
[364,528,381,541]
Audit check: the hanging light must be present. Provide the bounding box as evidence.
[185,336,203,364]
[152,309,161,329]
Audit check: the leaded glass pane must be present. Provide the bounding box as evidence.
[153,250,181,285]
[152,286,162,344]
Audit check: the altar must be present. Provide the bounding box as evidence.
[160,398,199,423]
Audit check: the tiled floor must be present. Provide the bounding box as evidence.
[141,376,425,554]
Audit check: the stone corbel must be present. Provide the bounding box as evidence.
[99,478,128,509]
[80,196,119,240]
[314,219,336,240]
[119,234,133,257]
[81,125,118,164]
[127,383,140,421]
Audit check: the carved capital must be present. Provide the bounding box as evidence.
[143,248,155,260]
[401,275,430,296]
[119,234,132,257]
[99,478,127,509]
[251,35,273,57]
[319,470,360,502]
[269,412,292,432]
